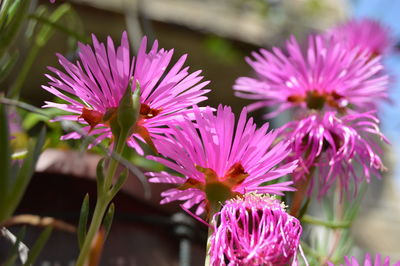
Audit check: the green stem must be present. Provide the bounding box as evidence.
[75,195,108,266]
[75,135,127,266]
[103,134,126,190]
[204,203,220,266]
[301,214,351,229]
[290,173,312,217]
[204,224,213,266]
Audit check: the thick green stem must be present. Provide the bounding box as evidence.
[75,135,126,266]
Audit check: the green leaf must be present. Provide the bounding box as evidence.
[109,168,128,199]
[0,51,18,83]
[3,127,46,221]
[0,0,29,58]
[28,12,88,43]
[96,159,106,192]
[0,0,14,27]
[24,5,48,41]
[8,3,78,99]
[23,226,53,266]
[103,203,115,239]
[34,4,73,47]
[4,226,27,266]
[77,193,90,250]
[0,104,11,221]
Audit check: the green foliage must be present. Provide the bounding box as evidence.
[203,35,241,64]
[23,226,53,266]
[8,3,86,99]
[103,203,115,239]
[0,104,46,224]
[301,185,367,265]
[78,194,90,250]
[0,0,30,58]
[3,227,27,266]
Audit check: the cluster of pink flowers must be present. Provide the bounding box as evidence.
[42,17,394,265]
[234,18,391,197]
[329,253,400,266]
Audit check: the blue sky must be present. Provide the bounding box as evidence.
[352,0,400,186]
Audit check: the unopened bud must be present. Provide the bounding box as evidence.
[117,79,140,135]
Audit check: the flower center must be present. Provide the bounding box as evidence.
[287,90,346,111]
[140,103,162,119]
[79,107,105,130]
[178,163,249,211]
[79,102,162,131]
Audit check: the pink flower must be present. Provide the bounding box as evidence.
[234,35,388,118]
[7,108,21,137]
[146,105,297,216]
[329,18,394,57]
[209,194,302,266]
[328,253,400,266]
[42,32,210,154]
[280,111,387,197]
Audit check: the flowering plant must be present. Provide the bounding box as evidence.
[0,1,398,265]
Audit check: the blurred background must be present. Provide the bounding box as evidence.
[1,0,400,264]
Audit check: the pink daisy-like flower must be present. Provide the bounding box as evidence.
[42,32,210,154]
[329,18,394,57]
[146,105,297,216]
[234,35,388,118]
[328,253,400,266]
[280,111,387,197]
[209,194,302,266]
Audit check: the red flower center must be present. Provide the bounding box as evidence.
[79,107,104,130]
[140,103,162,119]
[179,163,249,212]
[288,90,346,111]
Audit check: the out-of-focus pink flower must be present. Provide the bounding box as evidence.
[146,105,297,216]
[234,35,388,118]
[328,253,400,266]
[280,111,387,197]
[42,32,210,154]
[209,194,302,266]
[329,18,394,57]
[7,108,21,137]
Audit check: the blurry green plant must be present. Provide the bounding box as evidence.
[300,184,366,265]
[203,35,242,65]
[0,0,90,150]
[0,1,89,263]
[7,2,87,99]
[0,103,53,265]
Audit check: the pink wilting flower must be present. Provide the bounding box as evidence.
[329,18,394,57]
[280,111,387,197]
[146,105,297,216]
[42,32,210,154]
[328,253,400,266]
[234,35,388,118]
[209,194,302,266]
